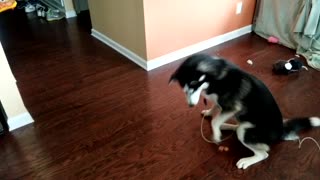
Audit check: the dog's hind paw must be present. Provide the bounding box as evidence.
[236,153,268,169]
[237,157,254,169]
[283,132,299,141]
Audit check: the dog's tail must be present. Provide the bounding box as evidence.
[282,117,320,141]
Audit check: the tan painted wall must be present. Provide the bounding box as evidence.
[88,0,147,59]
[88,0,256,61]
[143,0,256,60]
[0,42,28,118]
[64,0,75,11]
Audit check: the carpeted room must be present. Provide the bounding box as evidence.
[0,0,319,179]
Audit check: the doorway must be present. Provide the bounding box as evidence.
[73,0,88,13]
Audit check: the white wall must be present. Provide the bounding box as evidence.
[0,42,33,131]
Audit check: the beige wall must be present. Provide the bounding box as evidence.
[88,0,147,59]
[144,0,256,60]
[64,0,75,11]
[88,0,256,61]
[0,42,28,118]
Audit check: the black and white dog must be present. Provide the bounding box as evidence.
[169,53,320,169]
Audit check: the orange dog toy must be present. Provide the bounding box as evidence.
[0,0,17,13]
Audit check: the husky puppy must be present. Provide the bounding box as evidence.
[169,53,320,169]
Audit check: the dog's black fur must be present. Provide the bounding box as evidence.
[170,53,320,169]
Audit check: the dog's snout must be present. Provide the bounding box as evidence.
[188,104,194,107]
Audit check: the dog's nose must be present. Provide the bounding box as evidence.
[189,104,194,107]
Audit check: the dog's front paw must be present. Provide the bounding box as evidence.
[212,134,222,144]
[201,109,212,117]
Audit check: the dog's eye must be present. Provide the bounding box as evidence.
[190,81,198,85]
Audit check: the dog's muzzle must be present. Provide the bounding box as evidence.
[186,94,197,107]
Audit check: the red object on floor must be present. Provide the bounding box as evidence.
[268,36,279,43]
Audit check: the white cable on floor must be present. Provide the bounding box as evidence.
[298,137,320,151]
[200,115,234,144]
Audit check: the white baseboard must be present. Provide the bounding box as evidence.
[147,25,252,70]
[91,25,252,71]
[91,29,148,70]
[8,112,34,131]
[66,10,77,18]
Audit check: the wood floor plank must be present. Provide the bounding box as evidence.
[0,9,319,180]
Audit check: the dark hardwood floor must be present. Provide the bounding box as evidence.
[0,9,320,180]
